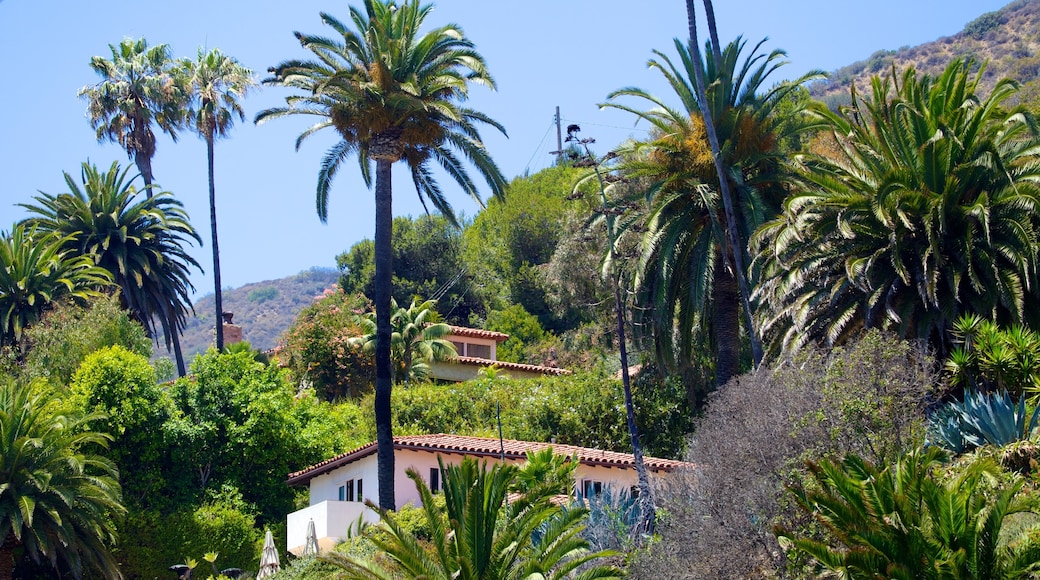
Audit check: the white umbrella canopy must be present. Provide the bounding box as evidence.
[303,519,320,556]
[256,529,281,579]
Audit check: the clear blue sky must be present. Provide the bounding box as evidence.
[0,0,1011,300]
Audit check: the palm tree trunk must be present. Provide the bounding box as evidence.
[208,135,224,352]
[685,0,763,369]
[0,532,14,580]
[714,253,740,387]
[587,143,655,533]
[374,158,396,511]
[701,0,724,66]
[171,317,187,377]
[135,153,156,198]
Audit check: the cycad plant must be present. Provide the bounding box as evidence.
[0,379,125,579]
[778,447,1040,578]
[757,59,1040,355]
[0,225,110,347]
[324,456,622,580]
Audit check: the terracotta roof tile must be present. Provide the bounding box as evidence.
[451,356,571,376]
[447,326,510,343]
[287,434,689,485]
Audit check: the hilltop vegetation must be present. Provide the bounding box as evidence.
[811,0,1040,107]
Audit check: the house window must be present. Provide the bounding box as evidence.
[451,341,465,356]
[581,480,603,498]
[341,479,356,502]
[338,485,346,501]
[430,468,441,494]
[468,343,491,359]
[356,478,363,502]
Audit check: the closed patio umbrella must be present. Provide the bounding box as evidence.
[256,529,280,579]
[303,519,319,556]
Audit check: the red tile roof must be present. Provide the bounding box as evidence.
[287,434,689,485]
[447,326,510,343]
[450,356,571,376]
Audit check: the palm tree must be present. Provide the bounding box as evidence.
[605,37,819,388]
[0,225,111,348]
[256,0,506,510]
[0,379,125,579]
[350,297,455,384]
[20,161,202,376]
[182,48,256,351]
[324,456,623,580]
[777,447,1040,578]
[79,37,186,195]
[756,60,1040,355]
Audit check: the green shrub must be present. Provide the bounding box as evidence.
[117,489,262,579]
[965,10,1003,40]
[21,295,150,385]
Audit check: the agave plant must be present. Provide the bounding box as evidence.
[928,389,1040,453]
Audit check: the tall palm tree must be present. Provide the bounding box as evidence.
[0,225,111,348]
[350,297,455,384]
[606,37,819,388]
[0,379,125,579]
[778,448,1040,578]
[756,60,1040,355]
[20,161,202,376]
[182,48,256,351]
[79,37,186,195]
[256,0,506,510]
[324,456,623,580]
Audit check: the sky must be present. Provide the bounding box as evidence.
[0,0,1013,300]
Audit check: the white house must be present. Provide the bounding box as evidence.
[284,433,688,554]
[429,326,570,381]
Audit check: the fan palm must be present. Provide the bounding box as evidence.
[0,379,125,579]
[256,0,506,510]
[20,161,202,376]
[324,456,622,580]
[350,297,455,384]
[0,225,111,348]
[182,48,256,351]
[756,59,1040,355]
[79,37,186,194]
[605,36,820,388]
[777,447,1040,578]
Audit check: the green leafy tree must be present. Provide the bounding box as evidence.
[0,224,110,348]
[463,165,585,331]
[756,59,1040,355]
[337,215,486,325]
[350,297,455,385]
[485,304,545,363]
[0,379,124,579]
[166,349,344,521]
[21,161,202,376]
[778,448,1040,578]
[182,48,256,351]
[79,37,187,193]
[68,346,175,509]
[257,0,506,510]
[280,288,374,401]
[324,456,622,580]
[20,295,150,386]
[605,36,820,389]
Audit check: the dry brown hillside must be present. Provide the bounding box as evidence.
[810,0,1040,107]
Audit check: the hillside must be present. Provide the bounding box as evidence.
[173,268,339,360]
[810,0,1040,107]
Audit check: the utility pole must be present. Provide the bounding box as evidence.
[552,106,563,164]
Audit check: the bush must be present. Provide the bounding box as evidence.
[279,289,374,401]
[630,331,934,579]
[21,295,151,385]
[116,488,262,579]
